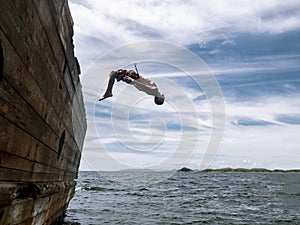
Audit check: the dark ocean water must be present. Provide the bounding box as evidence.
[64,171,300,225]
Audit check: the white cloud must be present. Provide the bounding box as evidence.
[211,54,300,75]
[214,125,300,169]
[179,94,300,170]
[70,0,300,46]
[69,0,300,170]
[80,81,300,170]
[225,94,300,122]
[69,0,300,72]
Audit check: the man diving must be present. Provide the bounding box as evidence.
[99,69,165,105]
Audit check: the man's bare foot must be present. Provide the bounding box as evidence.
[99,93,113,101]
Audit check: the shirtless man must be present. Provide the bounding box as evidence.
[99,69,165,105]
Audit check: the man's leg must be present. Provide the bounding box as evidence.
[99,71,117,101]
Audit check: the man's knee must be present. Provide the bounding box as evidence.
[109,70,118,78]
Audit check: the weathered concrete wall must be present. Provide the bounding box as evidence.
[0,0,86,224]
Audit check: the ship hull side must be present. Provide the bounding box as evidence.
[0,0,86,224]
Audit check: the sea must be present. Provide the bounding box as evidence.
[64,171,300,225]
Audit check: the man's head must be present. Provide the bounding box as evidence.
[154,95,165,105]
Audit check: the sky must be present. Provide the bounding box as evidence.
[69,0,300,171]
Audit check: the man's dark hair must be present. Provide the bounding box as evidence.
[154,96,164,105]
